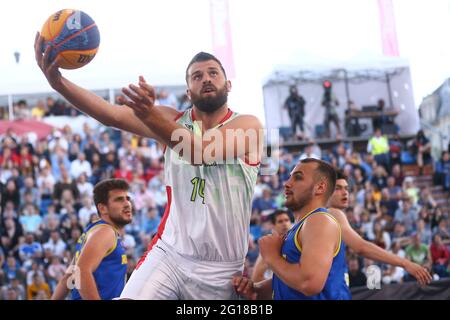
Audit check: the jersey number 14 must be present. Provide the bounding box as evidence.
[190,177,205,204]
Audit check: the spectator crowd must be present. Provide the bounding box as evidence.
[0,96,449,299]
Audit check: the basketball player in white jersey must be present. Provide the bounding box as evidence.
[35,35,263,299]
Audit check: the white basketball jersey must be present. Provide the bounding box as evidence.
[160,108,259,262]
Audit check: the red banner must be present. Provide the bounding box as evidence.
[377,0,400,56]
[210,0,236,78]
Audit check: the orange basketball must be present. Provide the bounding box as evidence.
[40,9,100,69]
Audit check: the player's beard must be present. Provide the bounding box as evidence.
[190,82,228,113]
[285,190,313,211]
[110,212,132,227]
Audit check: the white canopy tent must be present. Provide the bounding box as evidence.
[263,52,420,139]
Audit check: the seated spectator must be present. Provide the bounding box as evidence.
[19,191,40,216]
[345,206,361,232]
[1,179,20,212]
[430,206,445,231]
[76,173,94,198]
[434,151,450,191]
[418,186,437,210]
[67,140,81,162]
[360,209,375,240]
[370,165,388,190]
[77,196,97,228]
[66,228,82,254]
[48,131,69,153]
[277,164,290,186]
[404,233,432,281]
[43,231,66,258]
[2,256,26,285]
[403,177,420,205]
[249,213,262,242]
[140,207,161,238]
[332,141,349,168]
[382,241,406,284]
[434,219,450,245]
[53,168,79,209]
[27,274,51,300]
[31,100,47,119]
[353,167,366,189]
[26,261,45,286]
[347,257,367,288]
[46,256,66,291]
[132,182,156,214]
[114,158,133,182]
[0,217,24,257]
[17,145,33,169]
[252,187,276,215]
[41,214,61,245]
[430,234,450,278]
[407,130,432,174]
[18,234,43,267]
[391,221,411,247]
[88,152,104,185]
[46,97,66,116]
[416,218,432,245]
[36,165,55,210]
[394,198,418,235]
[19,204,43,236]
[389,134,404,167]
[59,212,83,242]
[391,164,404,187]
[2,286,20,300]
[0,147,20,169]
[379,188,399,219]
[70,152,92,179]
[373,220,391,250]
[19,176,41,210]
[268,174,283,194]
[1,278,25,300]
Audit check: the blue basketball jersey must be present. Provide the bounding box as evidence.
[71,220,127,300]
[272,208,351,300]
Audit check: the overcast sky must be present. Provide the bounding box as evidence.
[1,0,449,121]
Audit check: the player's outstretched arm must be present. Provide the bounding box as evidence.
[328,208,432,286]
[51,272,71,300]
[34,32,178,140]
[251,254,270,283]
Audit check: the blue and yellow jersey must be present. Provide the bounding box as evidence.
[272,208,351,300]
[71,219,127,300]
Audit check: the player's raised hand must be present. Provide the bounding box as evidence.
[34,32,62,89]
[259,230,284,266]
[120,76,156,119]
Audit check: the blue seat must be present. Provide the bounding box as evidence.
[401,151,416,164]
